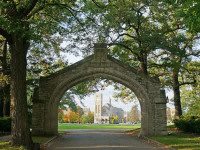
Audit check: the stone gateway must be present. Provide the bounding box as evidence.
[32,43,167,136]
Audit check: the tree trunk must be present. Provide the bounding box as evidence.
[3,85,10,116]
[172,69,182,118]
[5,86,10,116]
[10,34,32,149]
[139,53,148,75]
[0,85,10,117]
[3,95,7,116]
[0,91,3,117]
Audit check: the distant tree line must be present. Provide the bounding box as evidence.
[58,107,94,124]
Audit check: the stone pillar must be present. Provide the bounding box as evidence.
[32,103,45,135]
[43,102,58,135]
[154,89,167,135]
[32,87,46,135]
[32,101,58,136]
[139,81,167,136]
[140,101,155,136]
[32,86,58,136]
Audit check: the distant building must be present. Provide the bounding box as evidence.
[94,93,124,124]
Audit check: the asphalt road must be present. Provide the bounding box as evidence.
[48,130,166,150]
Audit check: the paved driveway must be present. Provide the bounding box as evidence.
[48,129,166,150]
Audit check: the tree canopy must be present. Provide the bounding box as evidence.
[0,0,200,149]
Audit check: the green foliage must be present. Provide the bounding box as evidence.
[179,0,200,33]
[127,105,141,123]
[81,112,94,124]
[109,115,119,124]
[59,95,77,111]
[0,73,9,87]
[59,79,102,111]
[181,64,200,116]
[181,85,200,116]
[58,109,64,123]
[112,83,137,104]
[0,117,11,132]
[174,116,200,133]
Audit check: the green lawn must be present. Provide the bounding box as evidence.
[58,123,141,131]
[150,131,200,150]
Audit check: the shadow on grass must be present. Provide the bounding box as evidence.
[151,131,200,149]
[32,135,54,144]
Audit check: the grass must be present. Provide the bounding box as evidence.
[0,136,54,150]
[0,142,25,150]
[150,126,200,150]
[58,123,141,132]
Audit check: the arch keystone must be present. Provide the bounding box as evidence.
[94,43,108,61]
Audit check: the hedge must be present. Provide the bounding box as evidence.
[0,117,11,132]
[174,116,200,133]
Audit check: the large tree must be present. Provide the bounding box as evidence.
[98,0,162,74]
[148,2,200,118]
[181,61,200,116]
[0,0,82,148]
[86,0,200,118]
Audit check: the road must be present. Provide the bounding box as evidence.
[48,129,167,150]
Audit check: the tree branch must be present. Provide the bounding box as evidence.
[91,0,105,8]
[118,33,138,40]
[179,80,196,86]
[19,0,40,18]
[108,42,138,56]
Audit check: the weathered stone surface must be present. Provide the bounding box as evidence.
[32,43,167,136]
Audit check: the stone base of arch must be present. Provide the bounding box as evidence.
[32,88,167,136]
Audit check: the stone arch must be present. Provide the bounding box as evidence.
[32,43,167,136]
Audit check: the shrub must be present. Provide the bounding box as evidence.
[0,117,11,132]
[174,116,200,133]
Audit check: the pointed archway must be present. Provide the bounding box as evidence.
[32,43,167,136]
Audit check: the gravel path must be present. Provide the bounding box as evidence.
[48,129,167,150]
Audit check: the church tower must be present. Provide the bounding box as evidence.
[94,93,102,123]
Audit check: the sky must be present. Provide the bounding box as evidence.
[61,52,174,112]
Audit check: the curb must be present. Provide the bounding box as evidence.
[40,135,59,150]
